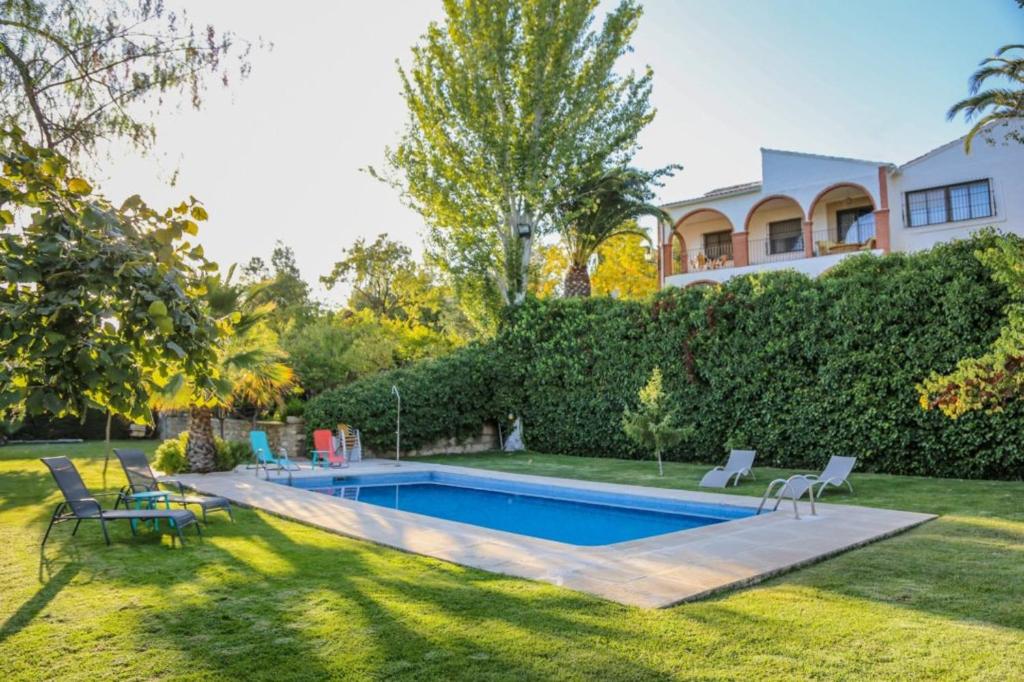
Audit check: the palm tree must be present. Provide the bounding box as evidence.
[948,44,1024,152]
[557,166,672,297]
[153,270,295,472]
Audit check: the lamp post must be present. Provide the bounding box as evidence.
[391,385,401,467]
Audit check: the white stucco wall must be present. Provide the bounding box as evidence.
[664,250,882,288]
[888,132,1024,252]
[760,150,883,212]
[660,123,1023,290]
[662,190,755,242]
[663,151,886,244]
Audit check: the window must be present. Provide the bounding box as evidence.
[703,230,733,260]
[768,218,803,254]
[906,180,992,227]
[836,207,875,243]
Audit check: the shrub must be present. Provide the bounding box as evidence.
[154,432,251,473]
[305,233,1024,480]
[214,438,251,471]
[284,397,305,418]
[304,343,506,452]
[153,433,188,473]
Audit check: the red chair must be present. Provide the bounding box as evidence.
[311,429,347,468]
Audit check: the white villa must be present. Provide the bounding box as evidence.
[658,125,1024,288]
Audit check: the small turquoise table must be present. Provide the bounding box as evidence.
[126,490,173,532]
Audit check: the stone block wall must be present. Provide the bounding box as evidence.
[364,422,500,459]
[158,413,307,458]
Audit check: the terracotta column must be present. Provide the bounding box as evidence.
[731,232,749,267]
[876,166,891,253]
[802,220,814,258]
[661,242,673,281]
[874,209,891,253]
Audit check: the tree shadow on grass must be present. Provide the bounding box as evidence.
[27,508,668,680]
[0,554,81,645]
[0,470,61,515]
[732,516,1024,632]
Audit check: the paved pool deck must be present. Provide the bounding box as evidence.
[174,460,935,608]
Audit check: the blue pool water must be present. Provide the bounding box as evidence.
[280,471,755,546]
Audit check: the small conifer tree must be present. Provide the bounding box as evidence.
[622,368,691,476]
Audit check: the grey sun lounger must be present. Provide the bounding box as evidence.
[699,449,756,488]
[41,456,200,547]
[805,455,857,498]
[114,448,233,522]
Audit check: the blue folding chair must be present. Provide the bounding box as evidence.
[249,431,301,473]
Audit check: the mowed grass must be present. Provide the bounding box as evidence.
[0,443,1020,681]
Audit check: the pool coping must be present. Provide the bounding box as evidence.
[173,460,936,608]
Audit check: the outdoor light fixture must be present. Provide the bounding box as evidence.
[516,222,532,238]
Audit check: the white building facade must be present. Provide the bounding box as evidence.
[659,126,1024,288]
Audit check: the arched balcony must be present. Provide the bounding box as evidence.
[743,195,806,265]
[672,209,736,274]
[661,176,889,289]
[807,183,878,256]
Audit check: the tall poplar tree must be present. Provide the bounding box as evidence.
[0,0,256,159]
[383,0,656,320]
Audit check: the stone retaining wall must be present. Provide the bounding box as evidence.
[364,422,500,459]
[158,415,498,461]
[158,413,306,458]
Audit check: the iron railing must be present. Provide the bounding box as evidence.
[672,220,880,275]
[684,242,734,271]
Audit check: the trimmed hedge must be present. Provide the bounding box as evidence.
[303,343,508,453]
[306,234,1024,479]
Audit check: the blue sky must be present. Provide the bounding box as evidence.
[100,0,1024,304]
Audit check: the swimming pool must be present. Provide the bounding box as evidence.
[279,470,756,546]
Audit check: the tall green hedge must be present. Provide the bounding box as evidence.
[303,343,508,453]
[306,233,1024,479]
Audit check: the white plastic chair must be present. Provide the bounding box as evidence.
[805,456,857,499]
[699,449,756,488]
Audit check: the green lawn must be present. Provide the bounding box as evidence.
[1,443,1021,681]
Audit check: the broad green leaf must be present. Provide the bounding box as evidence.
[120,194,143,210]
[67,177,92,194]
[148,300,168,317]
[190,205,209,221]
[166,341,186,358]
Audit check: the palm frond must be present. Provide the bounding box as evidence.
[948,89,1023,120]
[962,112,1023,152]
[558,166,674,266]
[993,44,1024,57]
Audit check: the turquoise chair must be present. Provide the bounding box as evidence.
[249,431,301,472]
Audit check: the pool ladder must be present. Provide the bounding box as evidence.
[757,475,816,519]
[339,487,360,501]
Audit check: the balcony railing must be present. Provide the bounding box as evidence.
[749,234,806,265]
[812,214,877,256]
[684,242,734,271]
[671,220,880,276]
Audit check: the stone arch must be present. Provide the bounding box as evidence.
[743,194,805,231]
[807,182,876,220]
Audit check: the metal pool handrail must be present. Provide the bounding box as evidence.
[757,475,817,519]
